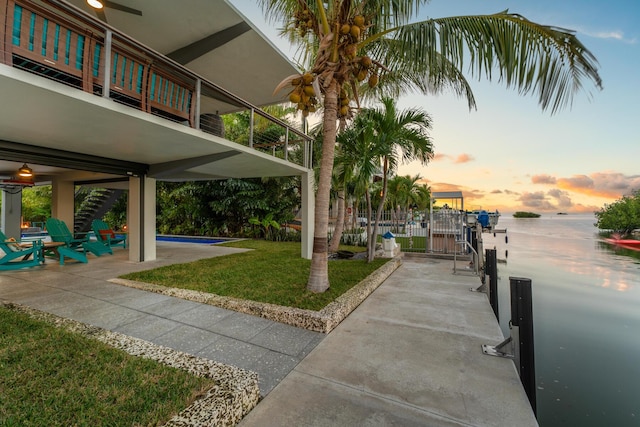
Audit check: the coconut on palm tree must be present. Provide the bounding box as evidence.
[258,0,602,293]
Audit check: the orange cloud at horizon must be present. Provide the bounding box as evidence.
[532,172,640,199]
[424,181,603,213]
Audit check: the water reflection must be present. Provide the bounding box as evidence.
[483,215,640,427]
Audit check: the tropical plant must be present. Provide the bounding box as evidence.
[595,190,640,236]
[259,0,602,292]
[21,185,52,224]
[330,115,380,252]
[249,213,281,240]
[358,97,434,261]
[386,174,430,232]
[328,129,368,252]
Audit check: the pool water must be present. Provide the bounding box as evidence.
[155,235,228,244]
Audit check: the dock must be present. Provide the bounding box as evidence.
[240,255,537,426]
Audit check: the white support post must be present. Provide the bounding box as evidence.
[1,189,23,239]
[103,30,112,98]
[128,176,156,262]
[300,170,314,259]
[51,178,75,230]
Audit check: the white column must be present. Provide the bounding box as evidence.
[51,178,75,229]
[128,176,156,262]
[1,189,22,239]
[300,170,314,260]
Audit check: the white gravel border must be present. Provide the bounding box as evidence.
[1,301,260,426]
[110,254,403,333]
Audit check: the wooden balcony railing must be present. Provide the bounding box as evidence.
[0,0,313,168]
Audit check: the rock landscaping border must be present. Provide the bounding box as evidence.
[111,254,403,333]
[0,301,260,427]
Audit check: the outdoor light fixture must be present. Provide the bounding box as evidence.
[17,163,33,178]
[87,0,104,9]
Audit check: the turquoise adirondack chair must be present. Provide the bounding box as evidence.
[0,230,43,270]
[45,218,112,264]
[91,219,127,250]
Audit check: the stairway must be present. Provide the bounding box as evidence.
[74,188,125,234]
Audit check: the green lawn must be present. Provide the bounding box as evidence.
[0,306,215,426]
[121,240,389,311]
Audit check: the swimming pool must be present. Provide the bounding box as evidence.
[20,233,230,245]
[155,235,230,244]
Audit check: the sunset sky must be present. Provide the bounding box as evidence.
[230,0,640,213]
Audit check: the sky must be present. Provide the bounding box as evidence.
[229,0,640,214]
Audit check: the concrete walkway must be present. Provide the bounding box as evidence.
[240,256,538,426]
[0,244,537,425]
[0,242,323,395]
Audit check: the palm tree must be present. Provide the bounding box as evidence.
[386,174,430,232]
[258,0,602,292]
[329,123,377,251]
[356,97,434,261]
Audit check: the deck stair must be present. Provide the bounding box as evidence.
[74,188,124,234]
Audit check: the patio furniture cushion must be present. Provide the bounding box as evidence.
[92,219,127,250]
[99,229,116,240]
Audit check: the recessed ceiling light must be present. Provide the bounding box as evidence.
[87,0,104,9]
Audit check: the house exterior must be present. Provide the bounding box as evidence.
[0,0,315,261]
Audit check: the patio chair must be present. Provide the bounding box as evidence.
[45,218,112,264]
[91,219,127,250]
[0,230,44,270]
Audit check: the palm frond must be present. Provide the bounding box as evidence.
[391,11,602,113]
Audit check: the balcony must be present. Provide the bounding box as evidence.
[0,0,313,178]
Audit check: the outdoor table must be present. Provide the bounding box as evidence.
[18,241,65,262]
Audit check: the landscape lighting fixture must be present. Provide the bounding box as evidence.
[17,163,33,178]
[87,0,104,9]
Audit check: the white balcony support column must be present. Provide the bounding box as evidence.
[284,129,289,161]
[300,170,314,259]
[194,79,202,130]
[51,178,75,229]
[1,189,23,239]
[128,176,156,262]
[103,30,112,98]
[249,108,254,148]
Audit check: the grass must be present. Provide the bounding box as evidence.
[121,240,390,311]
[394,235,427,252]
[0,307,215,426]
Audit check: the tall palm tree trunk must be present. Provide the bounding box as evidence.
[368,157,389,262]
[307,80,339,293]
[328,189,345,252]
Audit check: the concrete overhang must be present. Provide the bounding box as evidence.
[0,66,309,182]
[60,0,297,113]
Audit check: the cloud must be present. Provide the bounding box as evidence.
[557,174,594,190]
[432,153,475,164]
[577,27,637,44]
[519,191,557,210]
[548,189,574,209]
[530,172,640,199]
[532,174,557,185]
[491,189,502,194]
[453,153,475,164]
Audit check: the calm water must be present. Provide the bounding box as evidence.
[483,214,640,427]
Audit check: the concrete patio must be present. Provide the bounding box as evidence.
[0,243,537,426]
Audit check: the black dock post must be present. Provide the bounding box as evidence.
[510,277,536,414]
[486,249,498,320]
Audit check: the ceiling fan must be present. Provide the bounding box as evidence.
[86,0,142,23]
